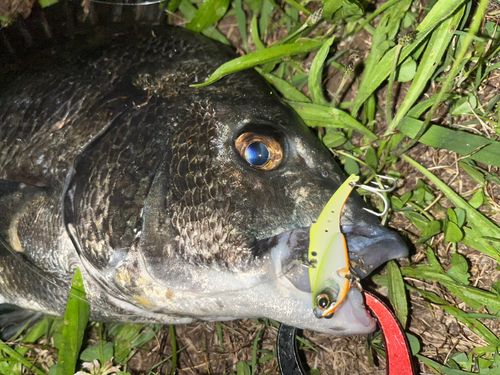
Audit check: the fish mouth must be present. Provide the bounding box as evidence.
[263,223,407,334]
[267,224,408,291]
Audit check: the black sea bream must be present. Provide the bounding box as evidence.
[0,22,407,335]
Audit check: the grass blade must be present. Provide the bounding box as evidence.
[57,268,90,375]
[191,39,326,87]
[352,0,468,116]
[0,340,46,375]
[397,118,500,167]
[258,70,311,102]
[308,37,335,105]
[286,101,377,140]
[386,6,465,134]
[185,0,230,32]
[387,260,408,328]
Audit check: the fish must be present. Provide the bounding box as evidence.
[0,11,408,336]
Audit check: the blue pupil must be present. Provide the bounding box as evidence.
[245,142,269,166]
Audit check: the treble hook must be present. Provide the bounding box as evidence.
[355,176,397,217]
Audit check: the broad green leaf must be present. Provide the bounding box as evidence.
[395,57,417,82]
[323,132,347,148]
[344,157,359,175]
[406,333,421,355]
[80,342,114,363]
[452,94,478,115]
[259,0,274,39]
[446,253,470,284]
[237,361,251,375]
[387,260,408,328]
[308,37,335,105]
[448,207,458,224]
[469,189,485,209]
[286,101,377,140]
[191,39,326,87]
[250,15,265,50]
[404,212,428,231]
[186,0,230,32]
[57,268,90,375]
[445,221,464,243]
[398,118,500,167]
[421,220,441,239]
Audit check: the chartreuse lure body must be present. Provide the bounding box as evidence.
[308,174,359,318]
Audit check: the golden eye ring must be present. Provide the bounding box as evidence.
[316,293,331,310]
[235,132,283,171]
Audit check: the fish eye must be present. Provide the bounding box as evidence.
[316,294,330,310]
[235,132,283,170]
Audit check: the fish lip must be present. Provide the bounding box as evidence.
[343,224,409,278]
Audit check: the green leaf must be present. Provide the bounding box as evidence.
[344,157,359,175]
[452,94,478,115]
[286,101,377,140]
[191,39,326,87]
[459,161,486,185]
[259,71,310,102]
[445,221,464,243]
[365,147,378,169]
[57,268,90,375]
[469,189,485,209]
[309,37,335,105]
[40,0,59,7]
[322,0,364,23]
[237,361,251,375]
[186,0,230,32]
[323,132,347,148]
[446,253,470,284]
[421,220,441,239]
[398,118,500,167]
[395,57,417,82]
[80,342,114,363]
[387,260,408,328]
[404,212,429,231]
[234,0,249,53]
[406,333,421,355]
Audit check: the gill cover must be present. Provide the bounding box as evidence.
[308,175,358,318]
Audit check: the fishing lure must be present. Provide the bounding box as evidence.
[308,174,358,318]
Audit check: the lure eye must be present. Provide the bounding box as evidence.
[316,294,330,310]
[235,132,283,170]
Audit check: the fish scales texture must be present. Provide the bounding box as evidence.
[0,23,408,334]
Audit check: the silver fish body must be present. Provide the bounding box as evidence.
[0,23,407,335]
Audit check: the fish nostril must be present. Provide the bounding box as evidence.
[322,171,329,178]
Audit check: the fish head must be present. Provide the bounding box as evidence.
[63,29,407,334]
